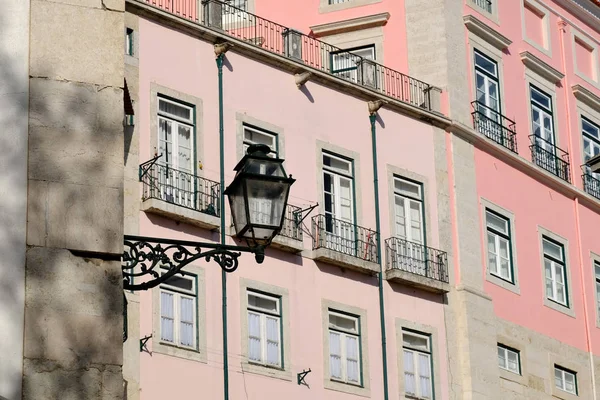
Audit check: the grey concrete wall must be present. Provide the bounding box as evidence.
[23,0,125,398]
[0,0,30,398]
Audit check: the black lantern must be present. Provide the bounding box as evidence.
[225,144,296,255]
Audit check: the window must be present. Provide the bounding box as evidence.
[331,45,375,82]
[595,261,600,322]
[328,310,361,385]
[543,237,568,306]
[393,177,426,269]
[403,330,433,399]
[486,209,513,282]
[497,345,520,374]
[472,0,492,13]
[329,0,349,3]
[157,97,194,173]
[160,271,197,349]
[474,50,500,117]
[125,28,134,56]
[243,124,277,157]
[323,152,355,250]
[555,365,577,395]
[530,85,555,152]
[582,117,600,180]
[247,290,282,367]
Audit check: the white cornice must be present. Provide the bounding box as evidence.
[310,12,390,37]
[572,84,600,113]
[520,51,564,84]
[553,0,600,33]
[463,15,512,51]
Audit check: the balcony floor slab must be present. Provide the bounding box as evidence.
[141,198,220,230]
[385,268,450,293]
[313,247,380,275]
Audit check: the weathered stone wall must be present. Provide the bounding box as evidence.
[23,0,125,398]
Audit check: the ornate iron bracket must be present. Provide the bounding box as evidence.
[292,203,318,227]
[140,334,152,354]
[297,368,311,386]
[138,154,162,181]
[122,235,263,291]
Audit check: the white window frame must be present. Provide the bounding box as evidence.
[497,344,520,375]
[582,116,600,180]
[474,50,501,120]
[486,209,513,283]
[393,176,424,244]
[543,237,568,307]
[595,259,600,326]
[328,310,362,386]
[125,28,134,56]
[246,290,282,368]
[402,330,433,399]
[243,124,278,157]
[157,96,195,173]
[530,85,555,148]
[159,271,198,350]
[555,365,577,395]
[323,152,355,226]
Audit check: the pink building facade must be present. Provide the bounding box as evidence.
[122,0,600,399]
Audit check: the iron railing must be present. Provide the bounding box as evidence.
[278,204,303,241]
[134,0,434,110]
[472,0,492,13]
[311,214,378,263]
[582,169,600,200]
[385,237,449,283]
[471,101,518,153]
[529,135,571,182]
[142,163,221,216]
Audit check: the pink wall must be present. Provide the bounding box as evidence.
[465,0,600,353]
[137,13,448,400]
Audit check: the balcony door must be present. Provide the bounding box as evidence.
[583,117,600,192]
[530,86,556,173]
[474,50,501,137]
[393,177,426,275]
[323,153,355,255]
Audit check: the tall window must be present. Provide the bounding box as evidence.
[394,177,426,270]
[328,310,361,385]
[555,365,577,395]
[543,237,568,306]
[403,330,433,399]
[530,85,555,153]
[497,344,520,374]
[323,152,355,252]
[247,290,282,367]
[243,124,277,157]
[595,262,600,321]
[583,117,600,176]
[158,97,194,173]
[331,45,375,82]
[160,271,197,349]
[486,209,513,283]
[125,28,134,56]
[474,50,500,119]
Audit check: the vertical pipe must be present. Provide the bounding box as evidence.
[370,113,389,400]
[216,53,229,400]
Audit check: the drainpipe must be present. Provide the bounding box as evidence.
[368,99,389,400]
[557,20,597,399]
[215,41,233,400]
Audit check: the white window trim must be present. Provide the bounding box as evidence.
[480,198,520,294]
[543,237,567,306]
[496,334,528,385]
[315,26,385,67]
[247,290,282,367]
[466,0,499,24]
[235,112,284,161]
[554,365,577,395]
[151,264,207,362]
[520,0,552,57]
[576,97,600,174]
[402,330,434,399]
[125,24,139,66]
[328,311,361,385]
[396,318,441,400]
[239,279,291,381]
[537,226,575,317]
[592,252,600,328]
[524,68,561,149]
[497,344,520,375]
[550,354,590,399]
[571,27,600,88]
[393,176,424,244]
[318,0,382,14]
[322,299,370,397]
[157,97,194,172]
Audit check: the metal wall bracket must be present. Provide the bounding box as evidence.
[292,203,318,227]
[297,368,311,386]
[138,154,162,181]
[140,334,152,354]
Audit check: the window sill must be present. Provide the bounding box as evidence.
[313,247,380,275]
[499,367,527,386]
[324,378,370,397]
[141,197,220,231]
[242,361,292,381]
[385,268,449,294]
[487,272,520,295]
[552,389,579,400]
[543,297,575,318]
[152,341,207,363]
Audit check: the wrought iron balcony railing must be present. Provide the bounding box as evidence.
[134,0,434,111]
[529,135,571,183]
[582,168,600,200]
[471,101,518,153]
[279,204,303,242]
[385,237,449,283]
[471,0,492,12]
[142,162,221,217]
[311,214,378,263]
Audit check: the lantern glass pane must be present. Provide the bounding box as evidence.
[228,181,248,234]
[244,159,286,178]
[246,179,288,230]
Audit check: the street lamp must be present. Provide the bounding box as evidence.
[122,144,295,291]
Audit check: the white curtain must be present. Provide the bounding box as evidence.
[329,332,342,379]
[404,349,416,395]
[418,353,432,398]
[346,335,359,383]
[160,291,174,343]
[248,312,262,362]
[266,316,280,366]
[179,297,194,347]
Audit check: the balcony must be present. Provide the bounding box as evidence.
[133,0,436,111]
[385,237,449,293]
[141,162,221,229]
[471,101,518,153]
[582,169,600,200]
[270,204,304,253]
[311,214,379,274]
[529,135,571,183]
